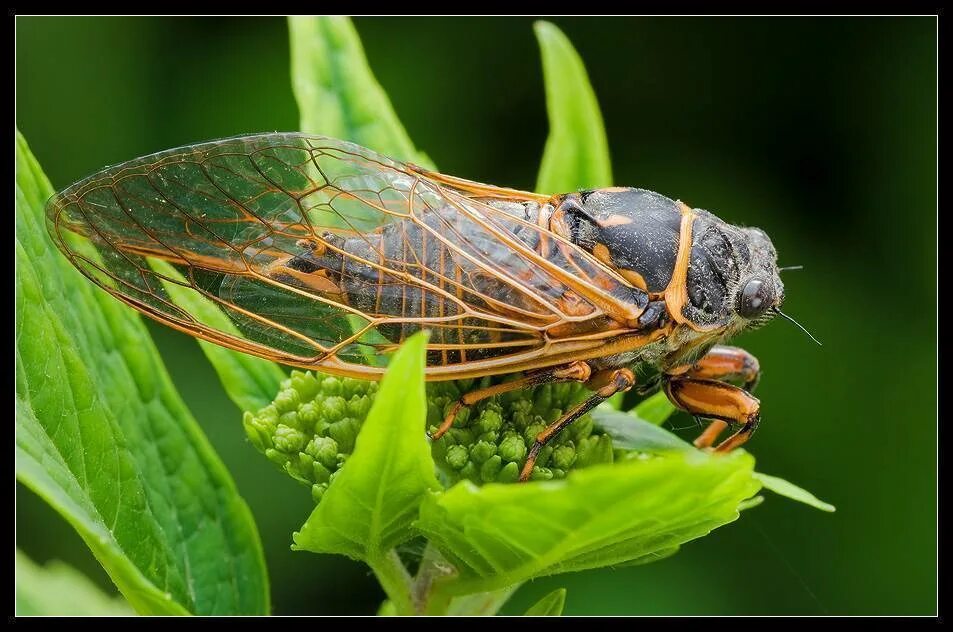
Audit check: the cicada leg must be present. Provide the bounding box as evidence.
[663,377,761,452]
[669,345,761,392]
[429,361,593,440]
[664,346,761,449]
[519,368,635,481]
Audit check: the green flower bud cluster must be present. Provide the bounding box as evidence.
[243,371,377,504]
[245,371,620,501]
[426,378,616,485]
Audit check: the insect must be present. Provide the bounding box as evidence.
[47,132,810,481]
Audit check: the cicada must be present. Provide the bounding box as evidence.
[47,133,800,480]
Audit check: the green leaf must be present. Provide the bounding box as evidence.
[534,20,613,194]
[15,132,269,615]
[15,550,132,616]
[604,392,625,410]
[288,15,434,352]
[738,495,765,511]
[592,407,693,453]
[523,588,567,616]
[293,331,440,559]
[377,599,397,616]
[289,16,432,168]
[444,586,520,616]
[631,390,679,426]
[754,472,836,513]
[148,258,286,412]
[418,450,760,595]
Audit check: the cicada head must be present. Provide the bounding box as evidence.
[732,226,785,323]
[674,208,784,333]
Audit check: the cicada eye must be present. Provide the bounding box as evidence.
[737,278,773,319]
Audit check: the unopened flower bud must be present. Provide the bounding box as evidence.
[446,427,475,447]
[530,466,554,481]
[329,417,360,453]
[523,423,545,446]
[480,455,503,482]
[569,415,594,441]
[458,461,478,482]
[321,396,347,423]
[312,461,332,485]
[311,483,327,504]
[575,434,614,468]
[298,401,320,427]
[273,424,307,453]
[347,395,372,418]
[552,444,576,470]
[265,448,288,467]
[306,436,339,469]
[474,407,503,434]
[274,388,300,413]
[321,376,342,397]
[533,384,554,412]
[496,461,520,483]
[508,400,533,429]
[257,404,279,425]
[291,370,320,401]
[469,440,497,464]
[243,412,274,451]
[498,434,527,463]
[279,411,300,430]
[446,444,469,470]
[340,377,364,400]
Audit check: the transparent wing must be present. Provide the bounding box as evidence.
[47,133,646,379]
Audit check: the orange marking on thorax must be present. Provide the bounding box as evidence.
[596,214,634,227]
[619,268,648,291]
[592,243,612,264]
[662,202,730,334]
[663,201,695,327]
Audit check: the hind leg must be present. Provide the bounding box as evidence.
[520,368,635,481]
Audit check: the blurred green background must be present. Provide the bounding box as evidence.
[15,16,936,615]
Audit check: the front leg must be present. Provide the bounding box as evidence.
[668,345,761,392]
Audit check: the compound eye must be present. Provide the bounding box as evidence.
[737,278,772,318]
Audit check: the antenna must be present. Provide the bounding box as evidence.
[773,307,822,346]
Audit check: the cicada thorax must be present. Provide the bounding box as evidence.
[548,187,751,337]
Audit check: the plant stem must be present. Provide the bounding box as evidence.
[410,542,522,615]
[369,550,416,616]
[411,542,455,614]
